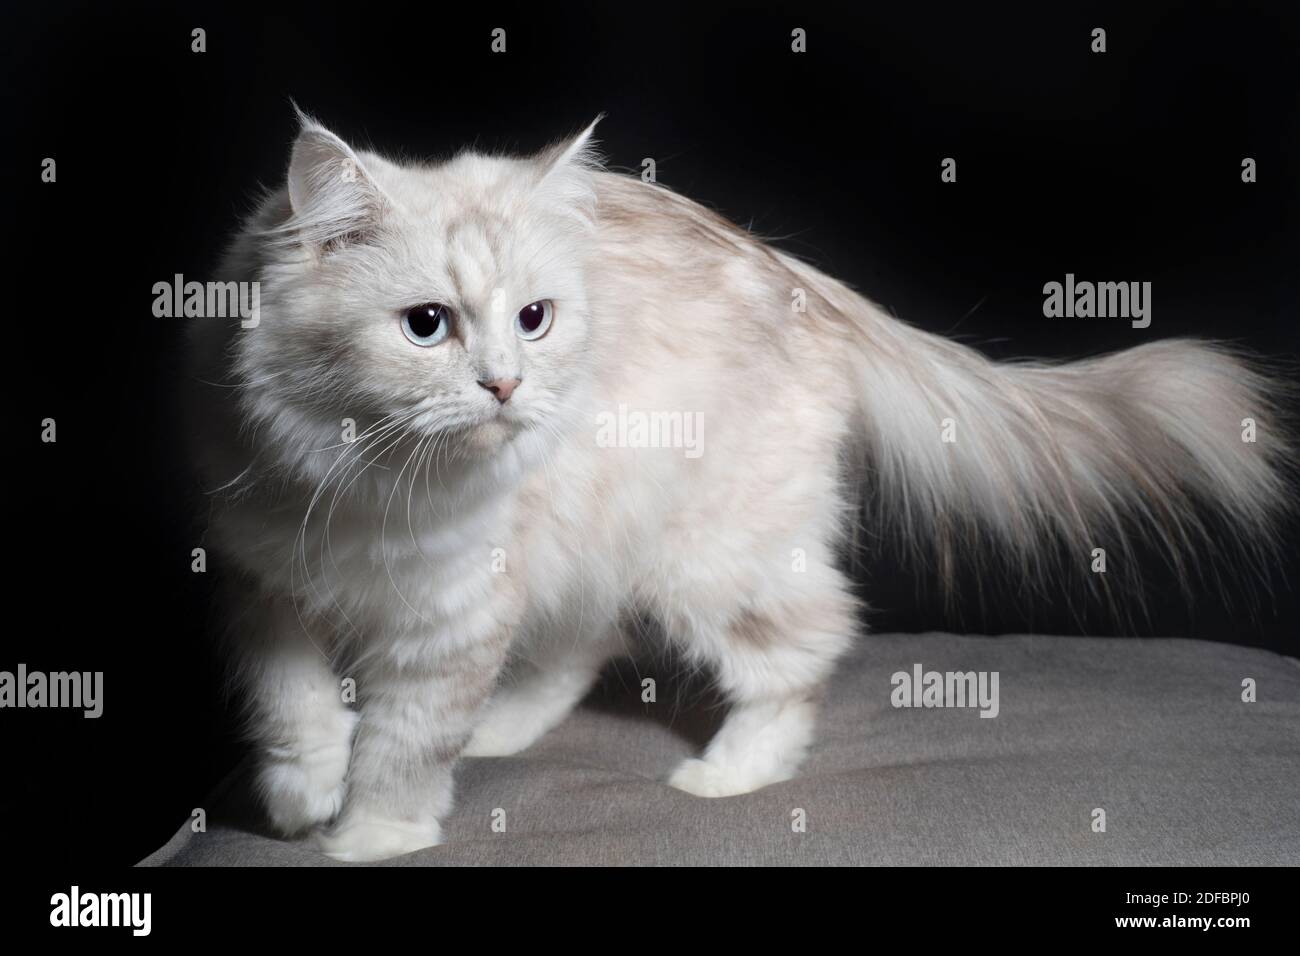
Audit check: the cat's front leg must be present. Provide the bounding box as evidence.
[316,626,512,862]
[236,598,357,836]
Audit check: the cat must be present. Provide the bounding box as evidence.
[188,110,1292,861]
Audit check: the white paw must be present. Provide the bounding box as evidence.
[260,760,346,834]
[258,712,358,835]
[316,813,442,863]
[667,757,785,798]
[258,750,350,834]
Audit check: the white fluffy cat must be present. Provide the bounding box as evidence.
[189,112,1291,861]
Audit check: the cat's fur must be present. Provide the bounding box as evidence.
[189,113,1292,861]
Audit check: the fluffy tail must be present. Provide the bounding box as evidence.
[845,304,1294,614]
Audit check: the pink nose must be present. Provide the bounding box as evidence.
[479,377,520,403]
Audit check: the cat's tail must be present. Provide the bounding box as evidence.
[840,300,1295,611]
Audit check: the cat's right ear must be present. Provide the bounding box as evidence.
[281,110,390,251]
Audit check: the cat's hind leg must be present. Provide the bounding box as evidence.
[666,563,857,797]
[464,618,621,757]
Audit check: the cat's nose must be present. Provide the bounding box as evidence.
[478,377,521,403]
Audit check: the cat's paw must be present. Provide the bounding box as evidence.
[316,813,441,863]
[667,757,788,798]
[260,759,347,834]
[257,712,358,835]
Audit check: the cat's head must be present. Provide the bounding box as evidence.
[232,111,604,481]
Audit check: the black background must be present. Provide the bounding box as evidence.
[4,1,1297,867]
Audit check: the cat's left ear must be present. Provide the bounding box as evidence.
[280,108,393,251]
[533,116,604,223]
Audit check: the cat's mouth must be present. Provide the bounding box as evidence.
[431,398,532,449]
[482,395,536,428]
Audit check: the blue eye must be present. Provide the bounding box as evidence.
[514,300,553,340]
[401,303,452,346]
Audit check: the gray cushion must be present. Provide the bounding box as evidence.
[140,633,1300,866]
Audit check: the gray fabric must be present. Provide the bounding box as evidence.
[141,634,1300,866]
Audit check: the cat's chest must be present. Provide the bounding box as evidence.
[283,486,518,615]
[327,494,508,566]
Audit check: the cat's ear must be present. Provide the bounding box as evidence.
[281,109,391,250]
[533,116,604,225]
[536,115,605,178]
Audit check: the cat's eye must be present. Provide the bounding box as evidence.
[514,300,553,341]
[401,303,452,346]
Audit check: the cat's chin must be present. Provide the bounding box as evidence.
[458,416,523,458]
